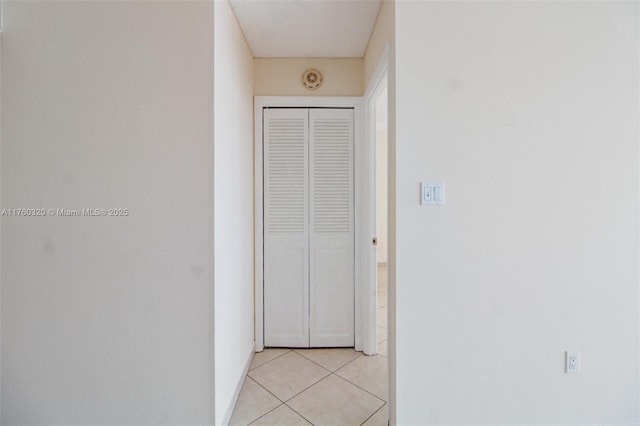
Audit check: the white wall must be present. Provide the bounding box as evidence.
[213,1,256,424]
[1,2,215,424]
[376,97,388,264]
[254,58,363,96]
[395,2,639,424]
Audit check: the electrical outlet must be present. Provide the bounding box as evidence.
[566,351,580,374]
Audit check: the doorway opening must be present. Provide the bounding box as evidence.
[236,72,392,426]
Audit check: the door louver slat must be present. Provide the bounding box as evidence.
[312,118,353,234]
[265,117,306,234]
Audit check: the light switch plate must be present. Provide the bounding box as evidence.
[421,182,444,206]
[566,351,580,374]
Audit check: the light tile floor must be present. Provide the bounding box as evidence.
[229,264,388,426]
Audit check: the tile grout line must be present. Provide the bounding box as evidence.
[293,348,364,373]
[283,402,316,426]
[231,377,283,426]
[281,370,332,403]
[281,372,384,426]
[242,349,387,424]
[305,350,388,403]
[250,350,354,406]
[359,402,387,426]
[329,371,387,406]
[248,348,292,371]
[332,349,366,371]
[246,402,312,426]
[245,402,284,426]
[245,376,286,406]
[258,350,380,405]
[244,352,293,418]
[250,351,335,406]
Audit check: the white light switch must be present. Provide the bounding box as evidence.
[421,182,444,206]
[423,186,432,201]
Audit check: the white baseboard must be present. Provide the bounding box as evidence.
[221,342,256,426]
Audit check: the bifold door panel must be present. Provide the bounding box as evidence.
[309,109,355,347]
[264,108,354,348]
[264,109,309,347]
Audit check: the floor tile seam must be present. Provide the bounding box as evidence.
[245,402,284,426]
[278,369,333,404]
[291,349,336,371]
[293,349,363,373]
[282,402,316,426]
[285,373,383,426]
[330,370,388,405]
[333,350,367,372]
[239,372,384,426]
[249,350,359,403]
[359,402,388,426]
[249,349,292,371]
[247,402,313,426]
[245,375,287,406]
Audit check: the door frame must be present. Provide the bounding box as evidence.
[254,96,372,352]
[363,48,390,356]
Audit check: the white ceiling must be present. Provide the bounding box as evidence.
[229,0,382,58]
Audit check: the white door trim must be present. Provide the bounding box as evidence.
[363,47,390,356]
[254,96,368,352]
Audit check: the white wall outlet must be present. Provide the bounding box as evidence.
[421,182,445,206]
[565,351,580,374]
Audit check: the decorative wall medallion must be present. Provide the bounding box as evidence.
[302,68,323,90]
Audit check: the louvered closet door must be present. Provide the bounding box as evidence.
[263,108,354,348]
[263,108,309,347]
[309,109,354,347]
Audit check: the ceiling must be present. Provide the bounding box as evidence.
[229,0,382,58]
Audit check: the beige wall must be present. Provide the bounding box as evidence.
[254,58,363,96]
[395,1,639,424]
[1,1,215,424]
[213,1,256,424]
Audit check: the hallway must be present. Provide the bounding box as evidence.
[229,265,388,425]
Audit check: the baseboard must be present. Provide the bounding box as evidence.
[221,341,255,426]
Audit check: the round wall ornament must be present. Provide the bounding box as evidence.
[302,68,323,90]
